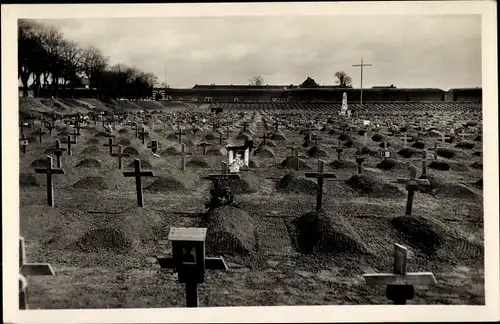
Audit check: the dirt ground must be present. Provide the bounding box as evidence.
[19,100,484,308]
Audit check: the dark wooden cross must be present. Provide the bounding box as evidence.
[198,142,210,156]
[35,127,47,144]
[138,127,149,145]
[19,134,29,154]
[176,126,187,144]
[103,137,118,155]
[123,158,155,207]
[355,151,368,174]
[420,149,428,177]
[147,140,159,153]
[242,121,249,133]
[131,123,139,138]
[46,122,55,136]
[156,227,228,308]
[225,127,232,142]
[218,132,227,146]
[53,139,67,168]
[259,132,270,146]
[19,236,56,310]
[34,156,66,207]
[62,134,76,156]
[70,128,81,144]
[305,160,337,211]
[363,243,437,304]
[111,145,130,170]
[397,164,431,215]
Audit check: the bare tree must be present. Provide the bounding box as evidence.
[334,71,353,88]
[81,46,108,87]
[249,75,264,86]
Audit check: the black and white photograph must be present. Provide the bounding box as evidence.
[2,2,499,323]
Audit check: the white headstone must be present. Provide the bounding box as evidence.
[340,92,348,116]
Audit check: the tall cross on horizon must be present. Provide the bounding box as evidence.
[352,58,373,106]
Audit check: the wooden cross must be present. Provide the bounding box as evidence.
[191,125,200,139]
[355,151,369,174]
[305,160,337,211]
[36,127,47,144]
[46,123,55,136]
[156,227,228,308]
[428,142,440,161]
[274,121,280,132]
[334,140,344,160]
[103,137,118,155]
[363,243,437,304]
[381,141,390,159]
[34,156,66,207]
[458,128,469,141]
[62,134,76,156]
[218,132,227,146]
[396,164,431,215]
[242,121,249,133]
[198,142,210,156]
[123,158,155,207]
[147,140,159,153]
[400,132,412,148]
[163,124,168,139]
[53,139,67,168]
[259,132,270,146]
[441,132,451,144]
[176,126,186,144]
[19,236,56,309]
[138,127,149,145]
[131,123,139,138]
[111,145,130,170]
[19,134,29,154]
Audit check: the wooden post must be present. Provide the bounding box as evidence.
[363,243,437,304]
[19,135,29,154]
[62,134,76,156]
[181,143,186,171]
[421,149,428,178]
[356,155,366,174]
[304,160,336,211]
[111,145,130,170]
[176,126,186,144]
[38,127,47,144]
[34,156,65,207]
[123,158,155,207]
[260,132,270,146]
[138,127,148,145]
[147,140,159,153]
[54,139,66,168]
[198,142,210,156]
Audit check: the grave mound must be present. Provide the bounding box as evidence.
[43,147,57,154]
[75,158,102,168]
[57,131,69,136]
[437,148,456,159]
[72,176,108,190]
[72,228,132,253]
[94,132,107,137]
[202,206,256,256]
[277,172,317,195]
[204,132,219,140]
[80,145,100,154]
[357,130,366,136]
[206,146,227,156]
[345,174,404,198]
[236,132,252,141]
[270,131,286,141]
[470,162,483,170]
[359,146,378,157]
[329,160,357,169]
[127,159,152,168]
[254,146,275,158]
[376,158,398,170]
[228,177,256,194]
[123,147,139,155]
[474,135,482,142]
[434,183,479,199]
[411,141,426,149]
[186,157,209,168]
[447,162,471,172]
[308,146,329,158]
[145,176,186,193]
[166,133,179,141]
[279,157,312,170]
[292,211,372,255]
[183,139,199,147]
[117,138,131,146]
[161,144,184,156]
[20,173,39,187]
[30,158,50,168]
[378,142,391,148]
[264,140,277,148]
[85,138,100,145]
[249,159,259,168]
[344,140,354,148]
[428,161,451,171]
[338,134,353,142]
[371,134,384,142]
[397,147,420,158]
[85,127,97,133]
[391,215,483,263]
[472,151,482,157]
[455,141,476,149]
[118,128,129,134]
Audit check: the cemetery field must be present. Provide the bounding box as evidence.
[19,100,484,308]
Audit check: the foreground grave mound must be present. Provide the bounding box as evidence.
[277,171,317,195]
[144,176,186,193]
[20,173,39,187]
[291,210,373,255]
[80,145,100,155]
[75,158,102,168]
[118,128,129,134]
[475,178,483,188]
[391,215,483,265]
[376,158,399,170]
[161,144,185,156]
[308,146,329,158]
[358,146,378,157]
[70,227,133,254]
[411,141,426,149]
[201,206,256,256]
[428,161,451,171]
[248,159,260,168]
[470,162,483,170]
[436,148,457,159]
[433,183,480,200]
[346,174,405,198]
[72,176,108,190]
[185,157,210,168]
[117,138,131,146]
[371,133,384,142]
[279,156,312,170]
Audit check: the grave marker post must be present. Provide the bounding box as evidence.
[176,126,186,144]
[198,142,210,156]
[156,227,228,308]
[397,164,431,215]
[111,145,130,170]
[138,127,149,145]
[180,143,187,171]
[400,132,412,148]
[363,243,437,304]
[62,134,76,156]
[305,160,337,211]
[103,137,118,155]
[19,134,29,154]
[34,156,66,207]
[123,158,155,207]
[54,139,67,168]
[37,127,47,144]
[421,149,428,178]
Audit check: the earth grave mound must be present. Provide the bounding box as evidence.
[123,147,139,155]
[308,146,329,158]
[277,171,317,195]
[20,173,39,187]
[470,162,483,170]
[411,141,426,149]
[345,174,405,198]
[185,157,210,168]
[145,176,186,193]
[330,160,358,169]
[428,161,451,171]
[455,141,476,150]
[75,158,102,168]
[371,134,384,142]
[254,146,275,158]
[436,148,456,159]
[397,147,420,158]
[71,227,132,254]
[433,183,480,200]
[85,138,100,145]
[80,145,100,155]
[376,158,398,170]
[72,176,108,190]
[30,158,50,168]
[117,138,131,146]
[279,156,312,171]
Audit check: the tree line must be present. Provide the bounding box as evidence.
[18,19,159,99]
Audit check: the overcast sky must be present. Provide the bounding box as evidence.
[39,15,482,90]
